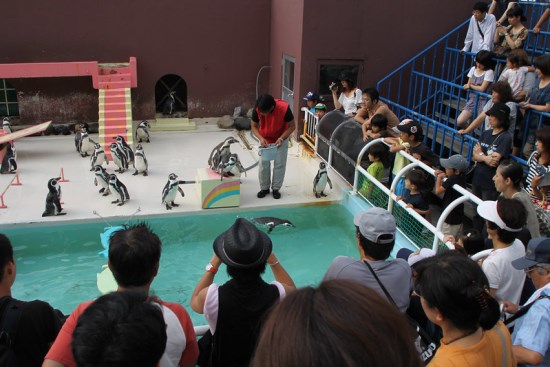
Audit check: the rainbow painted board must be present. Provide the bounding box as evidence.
[196,168,240,209]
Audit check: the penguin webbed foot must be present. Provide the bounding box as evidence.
[99,188,105,193]
[171,202,179,207]
[321,192,327,197]
[165,204,172,210]
[143,172,148,176]
[117,202,125,206]
[102,191,110,196]
[132,171,138,176]
[57,212,67,216]
[111,199,120,204]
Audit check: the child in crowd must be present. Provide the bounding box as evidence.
[362,113,392,142]
[397,168,431,219]
[457,50,497,129]
[385,119,439,196]
[314,103,326,119]
[459,229,486,256]
[435,154,469,238]
[498,52,529,100]
[360,143,389,198]
[303,91,320,113]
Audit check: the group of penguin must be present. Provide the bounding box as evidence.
[43,120,191,215]
[42,123,334,216]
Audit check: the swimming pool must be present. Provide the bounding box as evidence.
[5,204,357,326]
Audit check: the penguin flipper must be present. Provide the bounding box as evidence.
[327,177,333,189]
[178,187,185,197]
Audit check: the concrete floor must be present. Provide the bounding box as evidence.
[0,122,347,227]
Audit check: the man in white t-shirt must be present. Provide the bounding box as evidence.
[463,1,497,53]
[477,198,527,304]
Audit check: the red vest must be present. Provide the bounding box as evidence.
[256,99,290,144]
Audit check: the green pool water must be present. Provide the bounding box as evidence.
[4,204,356,326]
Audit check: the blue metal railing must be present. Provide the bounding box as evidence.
[377,1,550,162]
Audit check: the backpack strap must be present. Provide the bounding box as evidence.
[505,295,550,325]
[0,297,23,348]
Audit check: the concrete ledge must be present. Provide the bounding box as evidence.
[150,118,196,132]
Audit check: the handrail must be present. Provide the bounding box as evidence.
[0,173,22,209]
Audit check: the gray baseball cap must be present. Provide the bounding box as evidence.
[440,155,469,172]
[354,208,396,244]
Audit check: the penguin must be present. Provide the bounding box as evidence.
[251,217,295,233]
[133,144,148,176]
[110,143,128,173]
[74,123,89,153]
[90,143,108,171]
[78,128,95,157]
[108,174,130,206]
[216,154,237,181]
[0,143,17,174]
[313,162,333,198]
[2,117,11,134]
[227,153,247,178]
[162,91,176,116]
[42,177,66,217]
[114,135,134,164]
[161,173,193,210]
[208,137,238,170]
[93,165,111,196]
[136,120,151,143]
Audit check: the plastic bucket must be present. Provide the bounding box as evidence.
[258,144,278,161]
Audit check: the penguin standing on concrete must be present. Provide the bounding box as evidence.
[162,91,176,116]
[90,143,108,171]
[108,174,130,206]
[161,173,193,210]
[208,137,238,170]
[42,177,66,217]
[93,165,111,196]
[133,144,148,176]
[78,128,95,157]
[313,162,332,198]
[74,123,88,153]
[114,135,134,164]
[135,120,151,143]
[2,117,12,134]
[110,143,128,173]
[0,143,17,174]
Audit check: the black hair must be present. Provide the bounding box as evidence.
[486,197,527,244]
[534,54,550,76]
[109,222,162,288]
[489,107,511,131]
[370,114,388,130]
[473,1,489,12]
[415,251,500,332]
[256,94,276,113]
[356,227,394,260]
[226,263,267,282]
[492,81,514,104]
[460,229,485,256]
[535,126,550,152]
[498,159,524,190]
[367,143,390,168]
[339,73,356,90]
[406,168,432,191]
[73,290,167,367]
[0,234,13,283]
[506,53,521,69]
[508,49,530,67]
[506,5,527,22]
[475,50,496,71]
[362,88,380,103]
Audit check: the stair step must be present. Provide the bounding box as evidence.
[434,112,457,127]
[150,118,196,132]
[441,98,466,110]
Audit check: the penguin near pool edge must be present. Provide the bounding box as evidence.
[42,177,66,217]
[161,173,194,210]
[313,162,333,198]
[108,174,130,206]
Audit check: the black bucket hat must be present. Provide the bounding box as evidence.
[213,218,272,268]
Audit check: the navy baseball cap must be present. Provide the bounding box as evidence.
[512,237,550,269]
[303,92,319,101]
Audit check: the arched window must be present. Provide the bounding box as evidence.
[155,74,187,117]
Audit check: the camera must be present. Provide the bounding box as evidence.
[329,82,338,92]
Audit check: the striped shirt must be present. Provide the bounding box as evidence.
[525,151,550,206]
